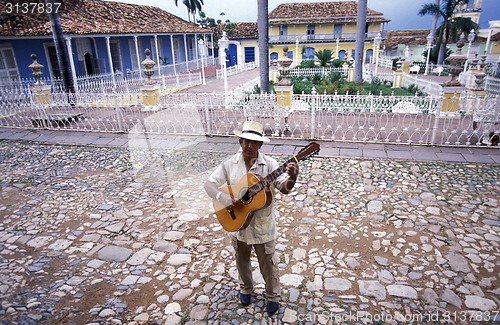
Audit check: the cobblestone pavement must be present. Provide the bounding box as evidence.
[0,139,499,325]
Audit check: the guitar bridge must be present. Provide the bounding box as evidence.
[229,209,237,220]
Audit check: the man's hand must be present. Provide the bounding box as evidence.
[280,162,299,194]
[286,162,299,180]
[219,192,237,210]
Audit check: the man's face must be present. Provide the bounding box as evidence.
[240,138,263,160]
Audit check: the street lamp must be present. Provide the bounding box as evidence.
[424,32,433,75]
[464,29,476,71]
[218,31,229,106]
[374,32,382,75]
[198,38,206,85]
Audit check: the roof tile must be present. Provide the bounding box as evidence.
[269,1,390,24]
[0,0,208,37]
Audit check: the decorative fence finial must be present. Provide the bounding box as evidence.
[277,46,293,86]
[28,53,44,85]
[444,33,467,87]
[141,48,156,84]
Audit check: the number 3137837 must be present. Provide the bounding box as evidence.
[5,2,61,14]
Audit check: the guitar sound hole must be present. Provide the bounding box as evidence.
[240,188,251,204]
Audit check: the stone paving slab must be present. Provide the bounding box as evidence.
[1,127,498,164]
[387,150,413,160]
[339,148,364,157]
[435,152,468,162]
[362,149,388,159]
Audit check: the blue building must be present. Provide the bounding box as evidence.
[0,0,213,82]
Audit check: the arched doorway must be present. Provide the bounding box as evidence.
[303,47,314,60]
[270,52,278,66]
[338,50,346,61]
[365,49,373,63]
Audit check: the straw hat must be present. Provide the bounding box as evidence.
[234,121,270,142]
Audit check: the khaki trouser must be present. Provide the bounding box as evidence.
[232,237,280,302]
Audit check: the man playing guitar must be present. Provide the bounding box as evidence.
[204,121,299,316]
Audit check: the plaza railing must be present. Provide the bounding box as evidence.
[485,76,500,94]
[1,88,498,147]
[216,62,257,80]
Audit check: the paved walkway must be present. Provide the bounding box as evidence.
[1,126,499,164]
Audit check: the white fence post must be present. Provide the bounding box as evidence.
[430,92,443,145]
[311,88,317,139]
[204,97,212,136]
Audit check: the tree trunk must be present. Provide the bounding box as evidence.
[354,0,367,84]
[437,25,447,65]
[430,0,440,40]
[46,0,75,94]
[257,0,269,93]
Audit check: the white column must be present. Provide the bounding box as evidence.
[170,35,177,75]
[154,35,161,77]
[210,34,215,65]
[183,34,189,72]
[134,35,142,81]
[105,36,115,86]
[64,37,78,91]
[195,34,200,69]
[203,34,208,68]
[484,29,492,56]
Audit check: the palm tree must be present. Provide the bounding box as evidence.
[184,0,204,22]
[46,0,74,94]
[257,0,269,94]
[314,49,333,67]
[173,0,204,22]
[419,0,478,65]
[354,0,367,84]
[429,0,440,40]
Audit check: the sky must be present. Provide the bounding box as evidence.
[103,0,499,31]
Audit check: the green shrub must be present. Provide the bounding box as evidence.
[314,49,334,67]
[293,80,313,94]
[331,59,345,68]
[308,73,323,85]
[327,71,343,83]
[299,60,316,68]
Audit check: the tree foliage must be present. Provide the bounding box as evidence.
[197,12,236,48]
[314,49,334,67]
[173,0,204,22]
[418,0,478,65]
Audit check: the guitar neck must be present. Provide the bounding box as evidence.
[246,157,295,198]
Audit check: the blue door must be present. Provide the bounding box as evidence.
[227,44,237,67]
[338,50,346,60]
[366,49,373,63]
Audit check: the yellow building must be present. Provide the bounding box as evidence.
[223,1,390,67]
[491,31,500,55]
[268,1,390,64]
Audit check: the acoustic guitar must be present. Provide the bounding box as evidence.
[213,142,320,232]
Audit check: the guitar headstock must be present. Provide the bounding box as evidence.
[296,142,320,161]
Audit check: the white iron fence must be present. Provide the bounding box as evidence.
[216,62,257,79]
[485,76,500,94]
[0,71,202,97]
[401,74,443,96]
[1,90,498,147]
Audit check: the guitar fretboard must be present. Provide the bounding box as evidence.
[245,157,295,199]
